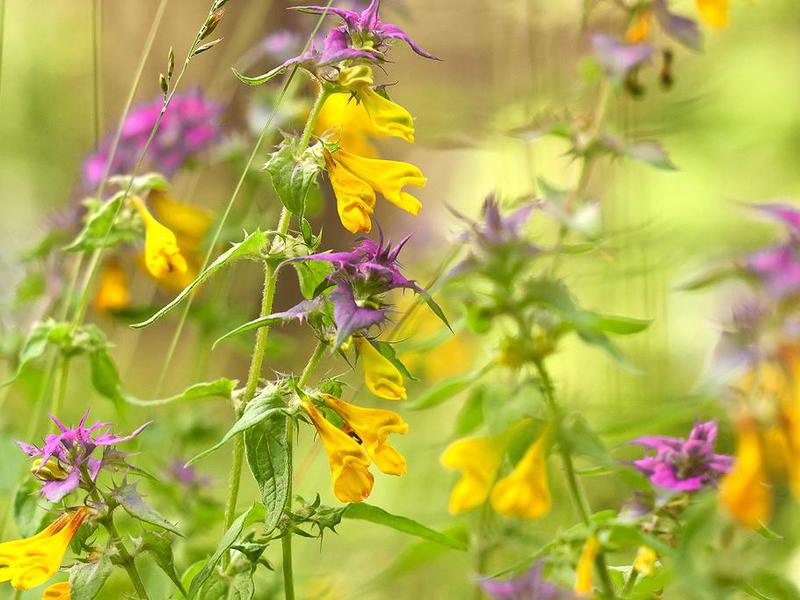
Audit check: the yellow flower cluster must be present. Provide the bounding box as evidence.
[305,395,408,503]
[626,0,734,44]
[440,426,551,519]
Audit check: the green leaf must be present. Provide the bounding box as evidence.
[69,552,114,600]
[65,193,139,252]
[13,479,46,537]
[576,312,651,335]
[418,289,451,332]
[454,386,485,436]
[89,348,124,408]
[111,482,181,535]
[108,172,170,193]
[292,260,333,300]
[3,320,55,386]
[186,384,287,466]
[245,411,290,535]
[232,64,287,86]
[125,378,236,407]
[408,364,492,410]
[370,339,418,381]
[343,503,467,551]
[562,414,612,466]
[228,572,255,600]
[140,530,186,596]
[132,230,268,329]
[265,140,321,217]
[188,504,265,599]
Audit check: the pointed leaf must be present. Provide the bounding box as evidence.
[124,378,236,407]
[343,503,467,550]
[69,553,114,600]
[232,64,287,86]
[245,413,290,535]
[111,482,181,535]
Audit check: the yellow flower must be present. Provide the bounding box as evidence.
[625,9,653,43]
[130,196,188,280]
[315,93,380,158]
[633,545,658,577]
[440,434,508,515]
[336,65,415,143]
[30,458,68,482]
[42,581,70,600]
[719,417,772,528]
[93,258,130,313]
[490,429,551,519]
[323,148,425,234]
[696,0,729,29]
[324,395,408,476]
[574,536,600,596]
[304,401,374,503]
[0,509,87,591]
[354,337,407,401]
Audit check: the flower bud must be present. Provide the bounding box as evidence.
[31,458,69,482]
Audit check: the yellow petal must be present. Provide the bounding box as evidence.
[323,149,375,234]
[332,150,425,216]
[354,337,407,401]
[324,395,408,476]
[149,191,213,251]
[574,536,600,595]
[440,434,507,515]
[131,196,188,280]
[719,418,772,528]
[93,259,130,313]
[357,86,415,143]
[315,93,380,158]
[625,9,653,43]
[304,401,374,502]
[696,0,729,29]
[490,429,551,520]
[42,581,71,600]
[633,545,658,577]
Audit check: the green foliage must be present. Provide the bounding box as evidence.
[343,503,467,550]
[245,408,291,535]
[264,139,322,218]
[110,481,181,535]
[69,553,114,600]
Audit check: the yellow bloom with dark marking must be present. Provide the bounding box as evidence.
[324,395,408,475]
[574,536,599,596]
[131,196,188,279]
[315,93,380,158]
[440,434,508,515]
[490,428,551,520]
[304,401,374,503]
[337,65,415,143]
[719,417,772,528]
[697,0,729,29]
[0,509,87,591]
[42,581,70,600]
[93,258,130,313]
[323,148,425,234]
[354,337,407,401]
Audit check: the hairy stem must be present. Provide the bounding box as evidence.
[281,419,296,600]
[535,359,616,599]
[102,515,151,600]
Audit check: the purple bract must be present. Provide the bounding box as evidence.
[480,562,576,600]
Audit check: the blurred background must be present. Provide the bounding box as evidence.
[1,0,800,598]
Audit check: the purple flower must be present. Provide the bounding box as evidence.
[169,460,211,490]
[745,203,800,297]
[630,421,733,492]
[294,0,438,60]
[590,34,653,81]
[17,412,150,502]
[480,562,576,600]
[83,91,221,191]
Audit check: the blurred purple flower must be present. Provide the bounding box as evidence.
[745,203,800,297]
[630,421,732,492]
[17,412,150,502]
[480,562,576,600]
[83,91,221,191]
[169,460,211,490]
[294,0,438,60]
[591,34,653,81]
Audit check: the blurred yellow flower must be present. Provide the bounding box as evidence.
[42,581,70,600]
[94,258,130,313]
[354,337,407,400]
[440,434,508,515]
[490,428,551,519]
[130,196,188,280]
[625,9,653,43]
[0,509,87,591]
[574,536,599,596]
[633,545,658,577]
[324,394,408,475]
[696,0,729,29]
[315,93,380,158]
[304,400,374,503]
[323,148,425,234]
[720,417,771,528]
[337,65,415,143]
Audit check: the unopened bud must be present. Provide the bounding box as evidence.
[31,457,69,482]
[201,9,224,40]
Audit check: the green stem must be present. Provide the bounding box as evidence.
[621,568,639,597]
[471,499,492,600]
[297,340,327,388]
[281,420,296,600]
[534,359,616,599]
[102,515,150,600]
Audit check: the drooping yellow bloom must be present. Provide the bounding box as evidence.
[315,93,380,158]
[93,258,130,313]
[625,9,653,43]
[304,401,374,503]
[696,0,729,29]
[130,196,188,280]
[337,65,415,143]
[574,536,600,596]
[633,545,658,577]
[0,509,87,591]
[440,434,508,515]
[720,418,772,528]
[490,429,551,519]
[323,148,425,234]
[354,337,407,401]
[324,395,408,475]
[42,581,71,600]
